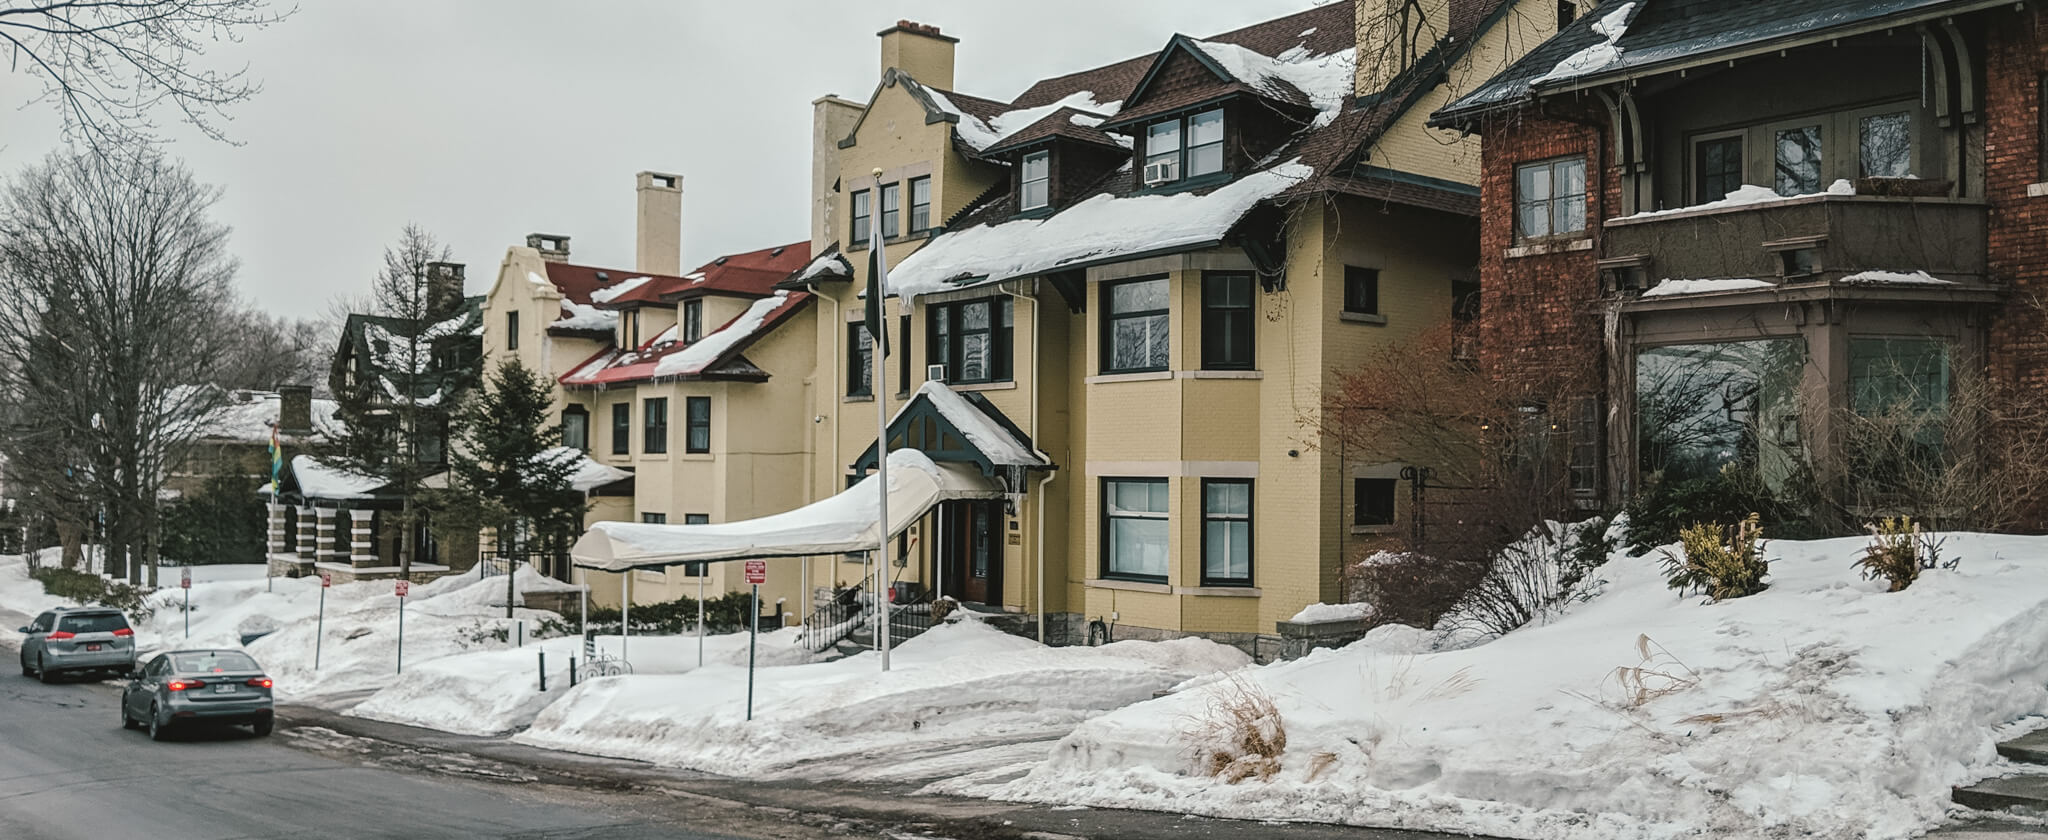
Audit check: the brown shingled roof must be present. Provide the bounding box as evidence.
[1009,3,1352,109]
[980,107,1128,156]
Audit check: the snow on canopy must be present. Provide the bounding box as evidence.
[532,446,631,492]
[1191,39,1356,128]
[572,449,1003,571]
[290,455,385,500]
[795,251,853,283]
[886,161,1312,301]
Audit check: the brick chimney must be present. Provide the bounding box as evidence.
[878,20,956,89]
[1354,0,1451,98]
[425,261,466,319]
[277,385,314,435]
[635,171,683,276]
[526,233,571,262]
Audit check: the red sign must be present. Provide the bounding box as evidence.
[394,579,410,598]
[744,560,766,585]
[319,572,332,589]
[179,568,191,589]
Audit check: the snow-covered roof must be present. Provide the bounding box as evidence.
[901,381,1047,468]
[290,455,386,500]
[588,276,653,304]
[887,161,1312,301]
[1532,2,1636,84]
[1839,270,1957,287]
[1189,38,1355,129]
[534,446,632,492]
[560,291,809,387]
[794,251,854,284]
[937,89,1125,152]
[189,390,342,443]
[1616,180,1855,221]
[1640,278,1773,298]
[652,291,790,378]
[554,299,619,332]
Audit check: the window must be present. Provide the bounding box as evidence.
[848,323,873,397]
[1020,151,1050,211]
[1859,112,1912,178]
[1515,157,1587,239]
[1568,395,1601,497]
[1103,277,1170,373]
[851,189,871,245]
[684,514,709,525]
[562,406,589,451]
[1773,125,1823,195]
[1103,478,1169,581]
[624,309,641,348]
[1142,109,1225,185]
[683,299,703,343]
[1343,266,1380,316]
[898,313,911,395]
[1354,478,1396,527]
[506,311,519,350]
[909,176,932,233]
[1635,340,1806,487]
[1849,337,1950,482]
[1201,479,1252,586]
[1694,135,1743,204]
[686,396,711,454]
[1201,272,1254,370]
[1557,0,1576,28]
[880,182,901,239]
[643,397,668,454]
[641,513,667,524]
[611,403,630,454]
[928,297,1013,383]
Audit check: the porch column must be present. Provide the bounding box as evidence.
[349,509,376,568]
[296,505,318,561]
[266,503,289,558]
[315,507,339,564]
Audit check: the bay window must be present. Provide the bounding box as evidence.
[1103,277,1170,373]
[928,297,1013,383]
[1201,479,1252,586]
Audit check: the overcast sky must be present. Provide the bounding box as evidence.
[0,0,1320,320]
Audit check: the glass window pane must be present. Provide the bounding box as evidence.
[1557,158,1586,198]
[1774,125,1823,196]
[1860,113,1912,178]
[1517,163,1551,202]
[1021,180,1048,209]
[1188,142,1224,177]
[1148,120,1181,153]
[1517,201,1549,238]
[1189,110,1223,145]
[913,177,930,205]
[962,302,990,330]
[1205,521,1249,580]
[1555,194,1587,234]
[1110,518,1169,577]
[1111,278,1168,313]
[1023,152,1049,181]
[1205,482,1248,515]
[961,334,990,380]
[1635,340,1807,491]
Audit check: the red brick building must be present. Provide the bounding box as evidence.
[1431,0,2048,527]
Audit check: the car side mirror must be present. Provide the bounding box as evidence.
[14,626,25,633]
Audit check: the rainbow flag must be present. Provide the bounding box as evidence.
[268,422,282,497]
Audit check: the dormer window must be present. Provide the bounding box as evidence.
[1142,108,1224,185]
[1020,151,1050,210]
[683,299,703,343]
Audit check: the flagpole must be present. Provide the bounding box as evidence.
[870,168,893,674]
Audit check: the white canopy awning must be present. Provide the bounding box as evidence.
[571,449,1005,571]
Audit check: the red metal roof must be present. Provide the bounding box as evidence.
[595,240,810,309]
[560,290,813,386]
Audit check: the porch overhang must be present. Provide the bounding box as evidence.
[850,381,1052,481]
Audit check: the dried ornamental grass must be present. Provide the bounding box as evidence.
[1181,675,1288,784]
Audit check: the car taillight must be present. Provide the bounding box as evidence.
[112,628,133,637]
[246,678,272,688]
[44,631,74,640]
[167,680,204,691]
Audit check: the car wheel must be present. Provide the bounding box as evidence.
[17,657,27,677]
[35,656,50,684]
[147,703,168,742]
[121,703,136,730]
[252,715,274,737]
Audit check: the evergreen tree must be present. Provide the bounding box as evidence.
[446,359,586,568]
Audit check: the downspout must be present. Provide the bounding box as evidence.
[815,282,842,626]
[1010,279,1057,645]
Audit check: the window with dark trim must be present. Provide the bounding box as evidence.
[1102,277,1170,373]
[848,322,873,397]
[1201,479,1252,586]
[1515,156,1588,239]
[643,397,668,455]
[1201,272,1253,370]
[927,297,1012,383]
[1557,0,1576,28]
[1142,108,1224,185]
[624,309,641,348]
[1354,478,1396,527]
[562,406,589,451]
[684,514,709,525]
[611,403,629,455]
[1343,267,1380,316]
[1694,135,1743,205]
[506,311,519,349]
[851,189,871,245]
[685,396,711,454]
[641,513,667,524]
[1020,151,1050,210]
[1773,124,1823,196]
[1102,477,1169,581]
[683,299,703,343]
[880,182,901,239]
[909,176,932,233]
[898,313,911,396]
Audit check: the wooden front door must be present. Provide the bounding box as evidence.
[937,500,1001,604]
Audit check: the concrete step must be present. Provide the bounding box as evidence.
[1955,773,2048,814]
[2001,730,2048,766]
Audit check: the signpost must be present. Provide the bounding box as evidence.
[695,562,706,668]
[395,578,410,674]
[180,567,192,638]
[745,560,765,721]
[315,572,330,670]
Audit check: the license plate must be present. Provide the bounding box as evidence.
[213,684,235,694]
[85,644,100,651]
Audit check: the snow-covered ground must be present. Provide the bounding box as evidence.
[947,532,2048,840]
[513,619,1250,779]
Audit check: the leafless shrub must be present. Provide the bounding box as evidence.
[1181,675,1287,784]
[1828,366,2048,533]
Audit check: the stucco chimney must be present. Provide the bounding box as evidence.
[811,96,866,255]
[635,171,682,276]
[526,233,571,263]
[277,385,313,435]
[425,261,466,319]
[1354,0,1451,98]
[878,20,957,89]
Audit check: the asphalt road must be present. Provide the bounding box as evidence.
[0,668,761,840]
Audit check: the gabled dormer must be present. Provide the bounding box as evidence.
[1098,34,1328,192]
[980,107,1131,217]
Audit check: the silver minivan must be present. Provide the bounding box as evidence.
[17,607,136,682]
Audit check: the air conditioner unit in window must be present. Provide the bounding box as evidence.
[1142,161,1178,186]
[927,364,947,384]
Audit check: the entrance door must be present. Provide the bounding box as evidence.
[937,500,1001,604]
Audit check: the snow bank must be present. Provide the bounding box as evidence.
[514,620,1250,777]
[1641,278,1773,297]
[1288,602,1372,623]
[970,533,2048,840]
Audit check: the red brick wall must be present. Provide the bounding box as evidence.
[1985,9,2048,395]
[1475,107,1613,397]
